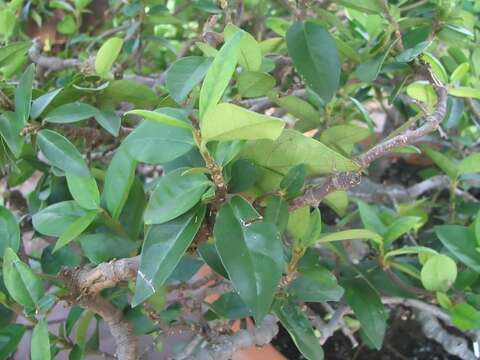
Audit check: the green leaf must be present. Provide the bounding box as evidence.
[95,37,123,77]
[100,80,157,108]
[3,248,43,310]
[125,109,193,130]
[343,278,386,350]
[315,229,382,245]
[66,172,100,210]
[450,303,480,331]
[214,195,283,322]
[228,159,257,193]
[323,191,349,217]
[303,208,322,246]
[421,254,457,292]
[239,129,360,175]
[201,103,284,144]
[80,232,136,264]
[450,63,470,82]
[264,196,289,234]
[287,206,310,241]
[357,200,388,235]
[94,109,121,136]
[288,266,344,303]
[43,102,98,124]
[280,164,306,199]
[0,325,26,360]
[144,168,210,224]
[165,56,212,103]
[273,299,324,360]
[224,24,262,71]
[41,244,81,275]
[286,21,340,102]
[32,201,88,237]
[54,210,97,252]
[274,95,320,129]
[435,225,480,272]
[320,124,370,154]
[104,148,137,219]
[208,292,250,320]
[31,320,51,360]
[406,81,438,107]
[199,31,241,119]
[448,86,480,99]
[198,242,229,278]
[237,71,276,98]
[396,40,432,62]
[14,64,35,124]
[383,216,421,249]
[0,206,20,258]
[458,153,480,174]
[354,40,397,83]
[123,120,194,164]
[0,41,31,68]
[384,246,438,260]
[422,52,449,84]
[420,145,458,179]
[133,206,205,306]
[37,129,89,176]
[0,111,24,157]
[31,88,63,120]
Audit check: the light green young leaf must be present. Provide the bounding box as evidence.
[354,40,397,83]
[31,320,51,360]
[237,71,276,98]
[458,153,480,174]
[384,246,438,260]
[224,24,262,71]
[315,229,382,245]
[95,37,123,77]
[448,86,480,99]
[199,31,241,119]
[421,254,457,292]
[420,145,458,180]
[422,52,449,84]
[383,216,421,248]
[201,103,284,144]
[450,62,470,82]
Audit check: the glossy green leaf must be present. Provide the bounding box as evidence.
[421,145,458,179]
[315,229,382,245]
[383,216,421,248]
[264,196,289,234]
[224,24,262,71]
[288,266,343,303]
[354,40,396,83]
[165,56,212,103]
[286,21,340,102]
[199,31,241,119]
[208,292,250,320]
[239,129,360,175]
[125,109,193,129]
[66,172,100,210]
[421,254,457,292]
[448,86,480,99]
[133,206,205,306]
[0,111,24,157]
[198,242,229,278]
[104,148,137,219]
[280,164,306,199]
[358,200,388,235]
[435,225,480,272]
[41,244,81,275]
[144,167,210,224]
[228,159,257,193]
[43,102,98,124]
[237,71,276,98]
[273,299,324,360]
[32,201,88,237]
[343,278,386,350]
[31,320,51,360]
[95,37,123,77]
[14,64,35,124]
[201,103,284,144]
[3,248,43,310]
[37,129,89,176]
[0,206,20,257]
[214,196,283,322]
[31,88,63,120]
[123,121,194,164]
[458,153,480,174]
[80,232,136,264]
[396,40,432,62]
[54,210,97,252]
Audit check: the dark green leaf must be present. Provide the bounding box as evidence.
[208,292,250,320]
[94,109,121,136]
[80,232,137,264]
[43,102,98,124]
[354,41,397,83]
[144,168,210,224]
[435,225,480,272]
[273,299,324,360]
[37,129,89,176]
[214,195,283,322]
[0,324,26,360]
[31,88,63,120]
[0,205,20,257]
[41,244,81,275]
[280,164,306,199]
[228,159,257,193]
[343,278,387,350]
[0,111,24,157]
[264,196,289,234]
[132,206,205,306]
[288,266,344,302]
[286,21,340,102]
[66,172,100,210]
[198,243,229,278]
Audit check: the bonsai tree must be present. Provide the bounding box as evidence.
[0,0,479,359]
